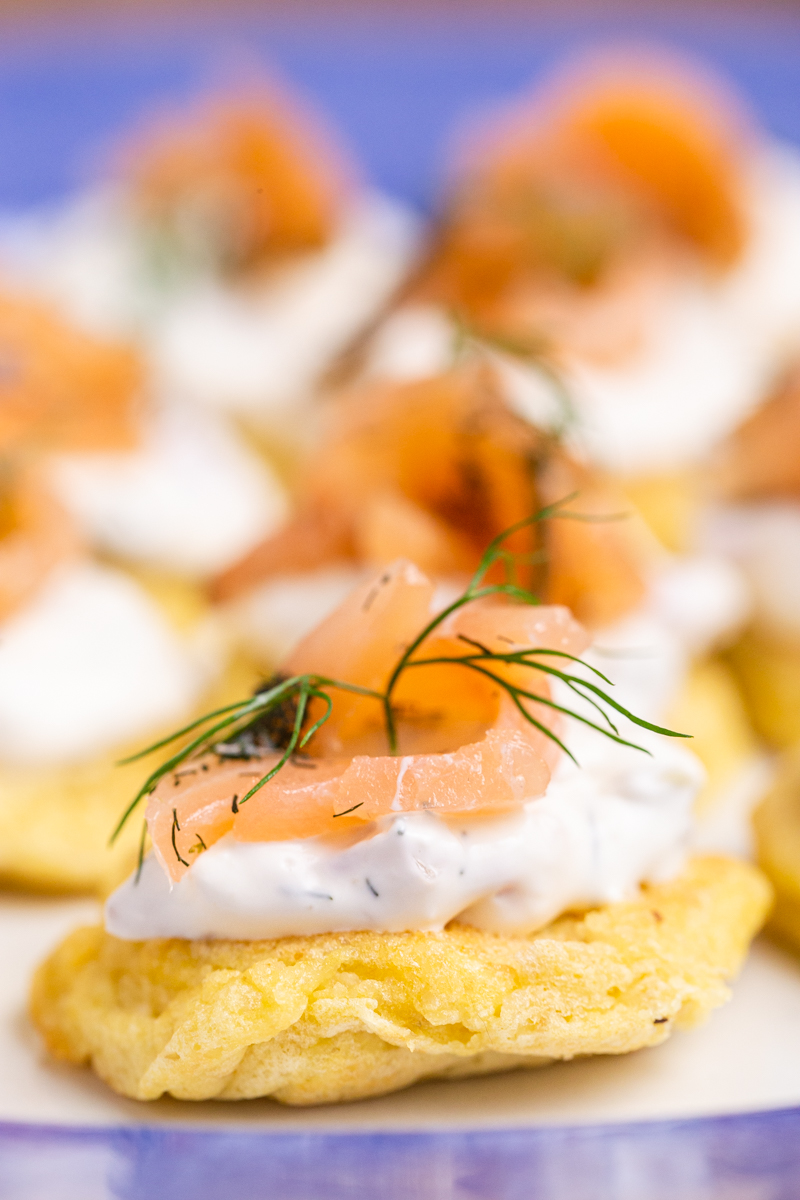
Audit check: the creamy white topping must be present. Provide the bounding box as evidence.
[563,277,767,474]
[361,289,769,475]
[585,554,749,725]
[721,145,800,370]
[228,563,367,666]
[365,304,457,381]
[0,187,423,361]
[106,731,700,941]
[0,562,210,765]
[645,554,750,656]
[51,403,287,577]
[0,188,149,338]
[151,193,421,423]
[702,501,800,640]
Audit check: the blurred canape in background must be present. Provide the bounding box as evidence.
[0,298,219,891]
[348,48,800,539]
[0,76,422,462]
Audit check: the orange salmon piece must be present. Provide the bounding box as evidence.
[560,66,748,268]
[146,756,353,880]
[422,51,751,331]
[0,294,141,457]
[0,465,83,621]
[213,363,648,632]
[211,366,542,602]
[125,89,351,271]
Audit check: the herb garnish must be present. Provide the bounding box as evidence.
[170,808,188,868]
[112,499,689,866]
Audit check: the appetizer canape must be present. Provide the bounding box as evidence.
[0,81,420,456]
[0,287,287,585]
[31,520,770,1104]
[138,85,420,447]
[373,48,800,552]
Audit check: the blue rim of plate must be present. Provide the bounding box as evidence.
[1,1106,800,1198]
[2,6,800,1197]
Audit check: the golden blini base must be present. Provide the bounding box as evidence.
[30,856,770,1106]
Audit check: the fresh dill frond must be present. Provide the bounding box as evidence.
[213,673,301,759]
[111,499,690,847]
[171,808,189,868]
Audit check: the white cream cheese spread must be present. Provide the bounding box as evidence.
[703,500,800,641]
[152,193,421,422]
[562,277,768,475]
[228,563,367,666]
[51,402,287,577]
[0,188,149,338]
[0,561,208,765]
[106,729,700,941]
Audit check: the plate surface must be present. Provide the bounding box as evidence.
[4,892,800,1134]
[2,7,800,1196]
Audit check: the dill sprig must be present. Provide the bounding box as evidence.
[111,497,689,849]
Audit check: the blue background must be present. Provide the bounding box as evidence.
[1,6,800,212]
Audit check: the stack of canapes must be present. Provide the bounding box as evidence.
[318,47,800,814]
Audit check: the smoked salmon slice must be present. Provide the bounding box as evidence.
[147,559,589,881]
[211,363,646,629]
[423,48,751,325]
[0,464,83,621]
[124,87,352,273]
[0,293,141,457]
